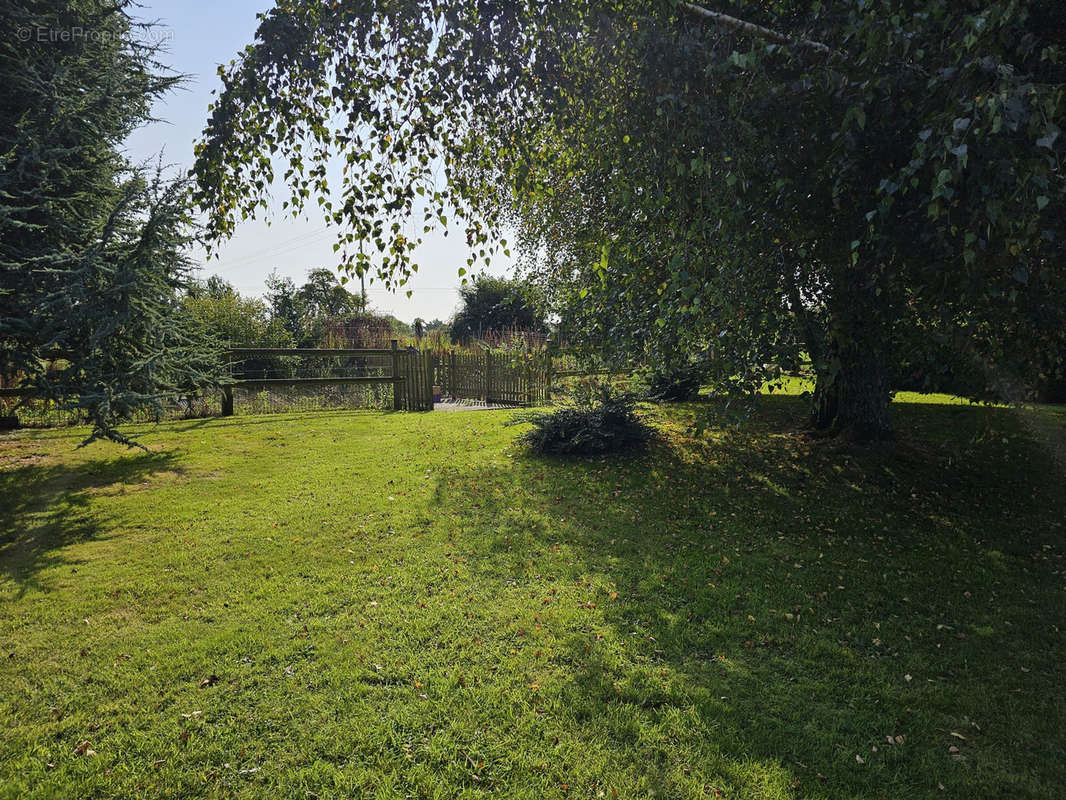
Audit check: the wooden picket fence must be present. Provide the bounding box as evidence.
[396,348,435,411]
[435,349,551,406]
[222,346,594,414]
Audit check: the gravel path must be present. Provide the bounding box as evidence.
[433,399,519,412]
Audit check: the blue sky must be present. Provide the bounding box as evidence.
[123,0,513,323]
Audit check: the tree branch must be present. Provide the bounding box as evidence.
[678,2,831,55]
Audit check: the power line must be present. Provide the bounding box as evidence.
[215,227,338,269]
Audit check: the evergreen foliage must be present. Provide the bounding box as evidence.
[1,0,217,445]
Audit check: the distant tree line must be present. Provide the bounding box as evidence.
[184,269,409,348]
[186,270,548,355]
[448,275,546,347]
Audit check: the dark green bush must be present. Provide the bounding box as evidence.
[636,363,703,402]
[509,382,651,455]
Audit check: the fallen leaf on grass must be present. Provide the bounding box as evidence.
[199,675,219,689]
[180,711,202,719]
[74,741,95,756]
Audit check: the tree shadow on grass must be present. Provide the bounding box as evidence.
[159,409,400,434]
[0,450,182,596]
[433,397,1066,797]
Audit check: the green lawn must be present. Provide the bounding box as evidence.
[2,396,1065,799]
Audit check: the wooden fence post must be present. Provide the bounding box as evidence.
[391,340,402,410]
[420,352,428,409]
[411,348,420,410]
[222,348,235,416]
[484,349,492,402]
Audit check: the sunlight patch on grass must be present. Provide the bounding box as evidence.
[2,402,1064,798]
[763,374,1007,407]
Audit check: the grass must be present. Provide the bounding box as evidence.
[2,394,1065,799]
[764,374,996,406]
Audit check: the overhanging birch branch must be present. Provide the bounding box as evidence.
[679,2,832,55]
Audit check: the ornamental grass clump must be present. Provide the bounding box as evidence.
[509,382,651,455]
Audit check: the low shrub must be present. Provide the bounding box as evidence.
[635,363,703,402]
[509,382,651,455]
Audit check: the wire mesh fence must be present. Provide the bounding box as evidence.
[231,382,395,415]
[1,383,399,430]
[0,393,222,429]
[224,346,431,413]
[0,347,419,430]
[1,346,626,430]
